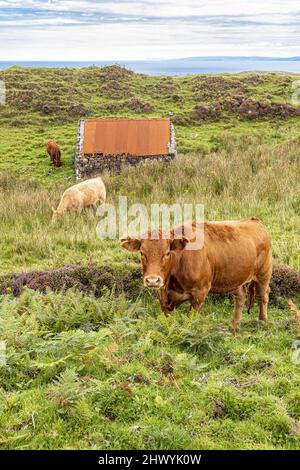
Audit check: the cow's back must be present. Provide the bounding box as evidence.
[47,140,58,154]
[174,219,272,294]
[203,219,271,292]
[75,177,106,204]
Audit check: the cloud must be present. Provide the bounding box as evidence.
[0,1,299,60]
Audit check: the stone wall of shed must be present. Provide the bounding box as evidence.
[76,153,175,179]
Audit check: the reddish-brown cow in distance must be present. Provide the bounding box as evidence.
[46,140,61,167]
[121,218,272,328]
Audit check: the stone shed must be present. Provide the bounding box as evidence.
[75,117,176,179]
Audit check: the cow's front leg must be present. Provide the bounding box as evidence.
[190,286,209,312]
[157,288,188,316]
[157,288,172,315]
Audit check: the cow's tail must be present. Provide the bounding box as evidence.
[247,282,256,314]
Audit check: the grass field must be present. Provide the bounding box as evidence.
[0,66,300,183]
[0,67,300,449]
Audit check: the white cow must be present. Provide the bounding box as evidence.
[52,177,106,222]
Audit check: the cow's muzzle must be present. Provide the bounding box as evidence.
[144,275,164,288]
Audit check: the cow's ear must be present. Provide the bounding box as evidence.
[170,237,189,251]
[120,237,141,252]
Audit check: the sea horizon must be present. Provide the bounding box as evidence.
[1,56,300,75]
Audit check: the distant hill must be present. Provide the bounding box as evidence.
[1,56,300,75]
[0,65,299,182]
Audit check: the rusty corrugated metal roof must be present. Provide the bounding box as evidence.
[82,118,171,157]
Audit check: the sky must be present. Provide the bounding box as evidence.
[0,0,299,61]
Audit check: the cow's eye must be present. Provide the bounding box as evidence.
[164,252,170,258]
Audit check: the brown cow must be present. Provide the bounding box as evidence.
[46,140,61,167]
[121,219,272,328]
